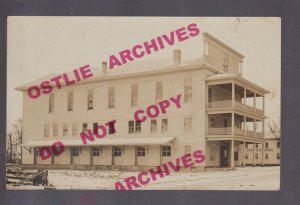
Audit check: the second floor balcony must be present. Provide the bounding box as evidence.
[207,100,264,116]
[206,75,270,117]
[206,127,264,139]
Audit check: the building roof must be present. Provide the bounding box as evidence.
[203,32,245,59]
[15,58,221,91]
[206,73,270,94]
[21,137,176,147]
[264,132,280,140]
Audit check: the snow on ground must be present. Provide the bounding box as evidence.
[44,166,279,190]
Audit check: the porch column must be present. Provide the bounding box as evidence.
[243,116,246,136]
[262,143,265,167]
[90,147,92,165]
[232,113,235,135]
[252,143,256,167]
[70,147,73,165]
[135,146,137,166]
[263,96,265,113]
[232,82,235,107]
[230,140,235,168]
[244,88,247,110]
[243,141,246,167]
[262,121,265,134]
[254,93,256,112]
[254,119,257,138]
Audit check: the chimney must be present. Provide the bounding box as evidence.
[173,49,181,65]
[102,62,107,75]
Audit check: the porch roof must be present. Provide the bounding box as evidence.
[206,73,270,95]
[21,137,176,147]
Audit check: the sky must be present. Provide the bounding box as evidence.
[7,17,281,130]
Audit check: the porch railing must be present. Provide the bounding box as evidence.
[206,127,264,139]
[207,100,264,115]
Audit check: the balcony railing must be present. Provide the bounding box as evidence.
[207,100,264,115]
[206,127,264,139]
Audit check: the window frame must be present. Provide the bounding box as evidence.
[161,146,171,157]
[156,81,163,104]
[49,93,54,113]
[161,119,168,133]
[184,117,192,133]
[63,124,68,137]
[92,147,101,157]
[151,119,157,133]
[131,84,138,107]
[113,147,122,157]
[44,124,49,138]
[87,89,93,110]
[71,147,80,157]
[53,123,58,137]
[108,87,115,109]
[184,78,192,103]
[68,91,73,111]
[137,146,146,157]
[72,123,77,137]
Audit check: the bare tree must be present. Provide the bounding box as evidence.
[6,118,23,164]
[266,118,280,138]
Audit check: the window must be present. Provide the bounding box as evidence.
[255,153,258,159]
[68,91,73,111]
[245,153,248,159]
[185,145,191,154]
[34,148,39,156]
[265,153,269,159]
[208,88,212,102]
[107,121,116,134]
[135,121,141,133]
[162,146,171,157]
[44,124,49,137]
[52,146,63,156]
[137,146,145,157]
[222,54,228,72]
[184,117,192,133]
[184,78,192,102]
[129,121,134,134]
[156,81,163,103]
[265,142,269,148]
[256,144,258,148]
[49,94,54,113]
[245,143,248,148]
[92,147,101,156]
[209,143,216,161]
[87,89,93,110]
[83,123,88,134]
[93,123,98,135]
[131,84,138,106]
[72,123,77,136]
[277,142,280,148]
[151,120,157,133]
[128,120,141,134]
[113,147,122,157]
[71,147,80,156]
[108,87,115,108]
[162,119,168,133]
[53,124,58,137]
[63,124,68,137]
[277,153,280,159]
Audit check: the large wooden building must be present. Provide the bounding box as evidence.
[18,33,270,171]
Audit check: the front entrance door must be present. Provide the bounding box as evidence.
[220,142,229,167]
